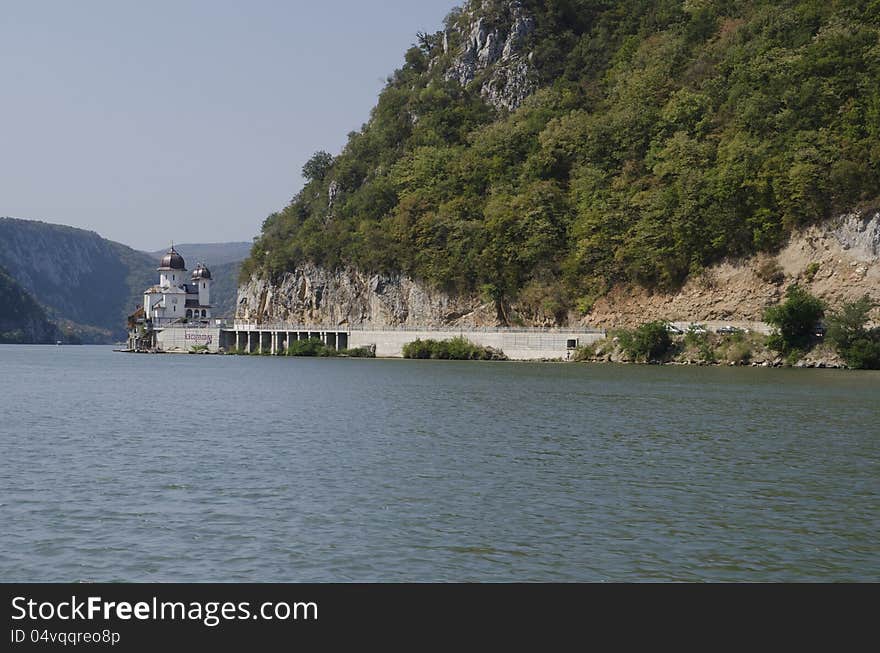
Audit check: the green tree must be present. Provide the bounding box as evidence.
[826,295,874,350]
[618,321,673,362]
[302,151,333,182]
[826,295,880,369]
[764,285,825,353]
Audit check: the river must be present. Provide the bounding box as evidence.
[0,345,877,581]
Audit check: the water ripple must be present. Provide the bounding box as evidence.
[0,345,878,581]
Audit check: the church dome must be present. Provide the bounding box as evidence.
[159,246,186,270]
[192,263,211,280]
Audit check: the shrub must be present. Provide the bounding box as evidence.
[764,285,825,353]
[340,346,376,358]
[826,295,880,369]
[757,258,785,284]
[684,327,709,348]
[401,338,433,359]
[402,336,506,360]
[575,295,597,315]
[617,321,673,362]
[803,262,820,282]
[724,340,752,365]
[826,295,873,350]
[572,342,597,361]
[697,341,716,363]
[683,327,714,362]
[286,338,336,356]
[839,337,880,370]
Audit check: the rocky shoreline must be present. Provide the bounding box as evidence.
[570,336,849,369]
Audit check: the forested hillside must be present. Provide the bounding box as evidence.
[0,265,61,343]
[0,218,156,340]
[242,0,879,323]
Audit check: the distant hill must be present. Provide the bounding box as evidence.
[208,260,241,318]
[0,218,156,342]
[0,264,62,343]
[146,242,251,267]
[145,242,251,319]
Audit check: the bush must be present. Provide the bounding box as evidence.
[757,258,784,284]
[402,336,506,360]
[683,327,715,362]
[839,337,880,370]
[803,262,820,282]
[684,326,708,348]
[764,285,825,354]
[697,341,716,363]
[572,342,598,361]
[826,295,880,369]
[724,340,752,365]
[286,338,335,357]
[340,346,375,358]
[617,321,673,362]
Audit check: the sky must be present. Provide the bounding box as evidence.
[1,0,458,251]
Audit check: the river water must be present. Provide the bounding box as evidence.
[0,345,877,581]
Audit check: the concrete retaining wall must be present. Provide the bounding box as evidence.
[156,327,222,353]
[156,324,606,360]
[348,329,605,360]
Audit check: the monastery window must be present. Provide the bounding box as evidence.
[201,310,207,317]
[186,310,192,318]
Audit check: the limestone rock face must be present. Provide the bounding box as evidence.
[236,263,500,328]
[237,212,880,330]
[443,0,535,112]
[833,210,880,262]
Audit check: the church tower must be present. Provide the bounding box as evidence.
[192,263,212,313]
[157,245,186,288]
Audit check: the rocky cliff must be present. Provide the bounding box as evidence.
[237,263,498,327]
[442,0,535,111]
[237,210,880,328]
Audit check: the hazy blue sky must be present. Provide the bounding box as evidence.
[1,0,457,250]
